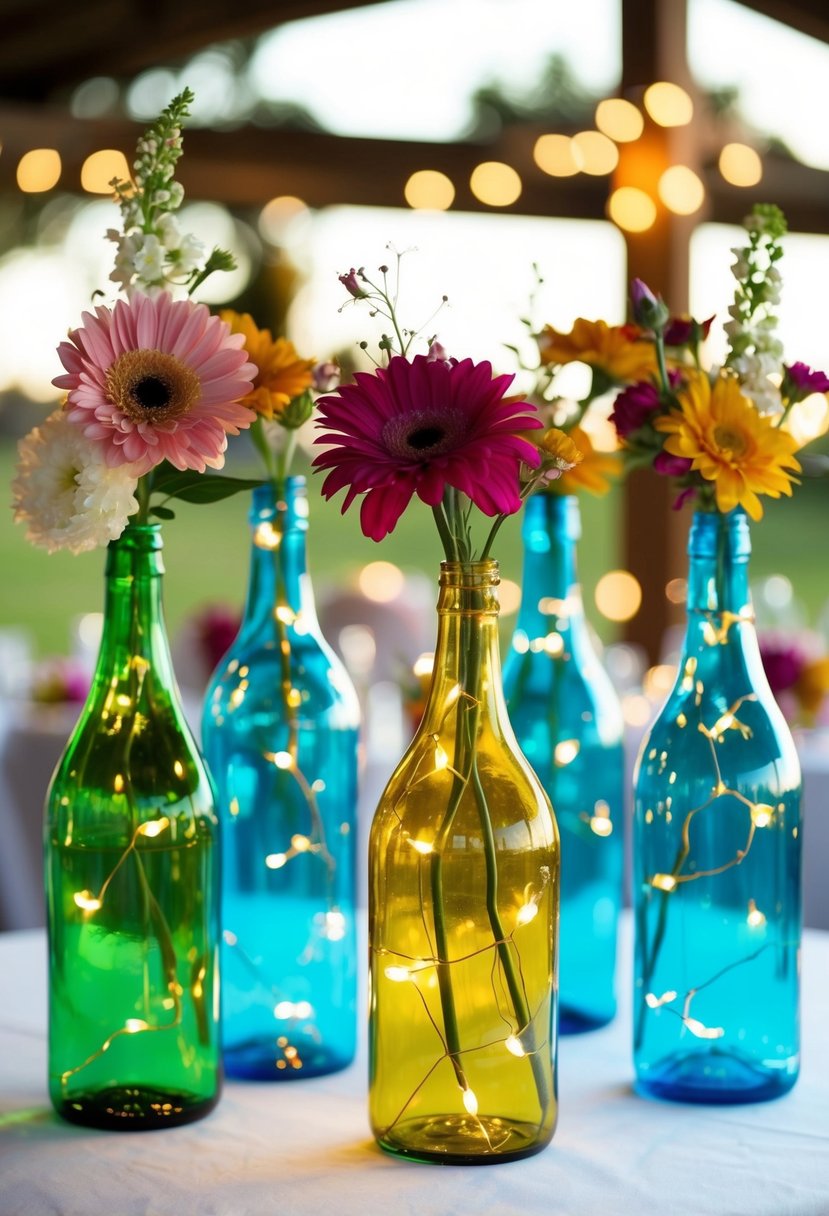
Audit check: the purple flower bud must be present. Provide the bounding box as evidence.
[338,268,367,299]
[630,278,670,332]
[312,360,340,393]
[654,450,693,477]
[781,361,829,405]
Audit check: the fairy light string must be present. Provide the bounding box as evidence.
[217,491,343,1068]
[636,589,788,1050]
[373,570,553,1143]
[62,570,206,1096]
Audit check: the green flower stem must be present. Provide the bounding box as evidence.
[634,833,690,1051]
[429,584,550,1114]
[470,756,552,1111]
[275,429,299,494]
[655,332,671,396]
[250,417,277,483]
[432,504,457,563]
[135,474,151,525]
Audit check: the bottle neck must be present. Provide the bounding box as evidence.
[683,509,753,651]
[93,525,177,692]
[516,494,586,639]
[240,478,319,642]
[420,561,506,731]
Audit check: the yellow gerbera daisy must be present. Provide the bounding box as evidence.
[538,318,657,383]
[549,425,619,497]
[654,370,801,520]
[221,311,315,420]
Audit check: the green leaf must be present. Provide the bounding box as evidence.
[151,468,265,504]
[149,505,176,520]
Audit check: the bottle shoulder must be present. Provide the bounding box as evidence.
[636,676,801,792]
[203,639,360,726]
[503,647,624,738]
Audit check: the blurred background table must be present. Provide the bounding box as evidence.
[2,917,828,1216]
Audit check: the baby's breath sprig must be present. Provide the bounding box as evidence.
[106,88,236,298]
[338,245,448,364]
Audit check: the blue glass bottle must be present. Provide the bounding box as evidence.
[503,494,624,1032]
[634,509,801,1103]
[202,478,360,1079]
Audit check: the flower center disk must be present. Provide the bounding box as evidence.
[383,410,462,462]
[712,425,748,459]
[106,349,201,426]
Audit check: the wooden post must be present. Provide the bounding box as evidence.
[618,0,700,662]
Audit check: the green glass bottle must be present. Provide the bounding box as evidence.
[45,525,221,1129]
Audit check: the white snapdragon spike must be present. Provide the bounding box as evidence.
[725,204,788,410]
[12,410,140,554]
[106,90,233,298]
[176,233,205,275]
[156,213,182,250]
[132,234,165,283]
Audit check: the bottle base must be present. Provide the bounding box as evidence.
[559,1005,615,1035]
[636,1048,798,1105]
[375,1114,553,1165]
[54,1085,220,1130]
[223,1036,354,1081]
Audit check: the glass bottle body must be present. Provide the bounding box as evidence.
[504,494,624,1032]
[45,525,221,1129]
[369,561,559,1164]
[202,479,360,1080]
[633,509,801,1103]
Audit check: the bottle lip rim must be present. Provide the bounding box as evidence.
[688,507,751,557]
[439,559,499,572]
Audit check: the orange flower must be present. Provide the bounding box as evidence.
[655,370,801,520]
[537,318,657,383]
[220,311,315,420]
[548,425,619,496]
[538,426,583,471]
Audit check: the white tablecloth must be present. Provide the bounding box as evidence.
[2,919,828,1216]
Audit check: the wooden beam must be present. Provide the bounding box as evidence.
[0,0,386,99]
[739,0,829,44]
[5,101,829,231]
[0,103,611,217]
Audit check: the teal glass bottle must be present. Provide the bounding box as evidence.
[202,477,360,1079]
[503,494,624,1032]
[45,525,221,1129]
[634,509,801,1102]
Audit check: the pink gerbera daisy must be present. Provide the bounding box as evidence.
[53,291,257,476]
[313,354,541,541]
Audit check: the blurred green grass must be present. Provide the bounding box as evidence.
[1,438,826,659]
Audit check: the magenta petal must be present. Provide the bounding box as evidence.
[359,481,415,541]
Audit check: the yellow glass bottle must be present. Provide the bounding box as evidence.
[369,560,559,1163]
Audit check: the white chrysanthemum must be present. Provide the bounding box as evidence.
[12,410,140,554]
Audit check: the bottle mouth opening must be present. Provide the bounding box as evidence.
[688,509,751,560]
[111,524,163,552]
[439,560,500,589]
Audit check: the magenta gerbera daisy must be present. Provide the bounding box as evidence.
[313,354,541,541]
[53,291,257,476]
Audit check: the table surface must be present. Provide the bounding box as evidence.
[2,919,829,1216]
